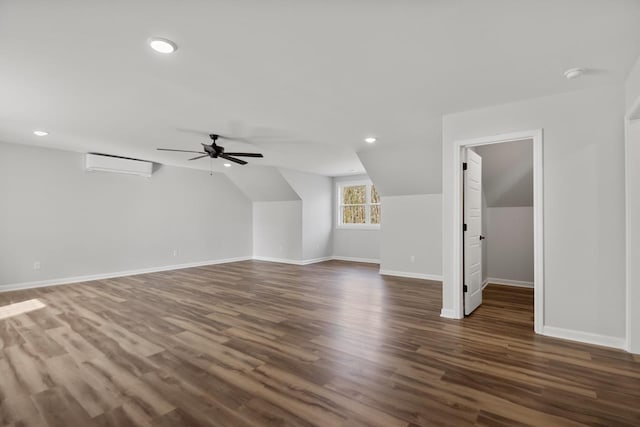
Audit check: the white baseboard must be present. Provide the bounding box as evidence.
[252,256,333,266]
[252,256,304,265]
[487,277,534,288]
[251,256,327,265]
[254,255,386,266]
[379,269,442,282]
[254,255,389,266]
[0,256,253,293]
[440,308,459,319]
[331,256,380,264]
[542,325,626,350]
[301,256,333,265]
[482,279,489,290]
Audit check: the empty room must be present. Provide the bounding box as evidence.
[1,1,639,426]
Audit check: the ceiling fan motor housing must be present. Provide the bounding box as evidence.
[207,134,223,157]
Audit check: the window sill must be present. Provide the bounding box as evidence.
[336,225,380,231]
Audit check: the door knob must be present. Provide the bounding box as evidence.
[479,235,485,240]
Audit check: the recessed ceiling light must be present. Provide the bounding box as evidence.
[223,163,231,168]
[364,137,376,144]
[564,68,585,80]
[149,37,177,54]
[33,130,48,136]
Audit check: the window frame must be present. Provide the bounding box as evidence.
[336,180,381,230]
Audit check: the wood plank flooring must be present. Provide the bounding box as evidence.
[0,260,638,426]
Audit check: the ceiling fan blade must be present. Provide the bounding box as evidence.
[220,154,248,165]
[216,134,248,143]
[188,154,209,161]
[158,148,206,154]
[223,152,264,158]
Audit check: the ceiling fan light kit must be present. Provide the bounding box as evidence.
[157,133,264,166]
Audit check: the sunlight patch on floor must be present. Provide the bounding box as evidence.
[0,298,46,320]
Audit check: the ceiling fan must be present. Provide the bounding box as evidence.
[157,134,263,165]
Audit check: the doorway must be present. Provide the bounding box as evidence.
[452,130,544,333]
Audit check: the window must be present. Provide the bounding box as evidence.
[337,180,380,228]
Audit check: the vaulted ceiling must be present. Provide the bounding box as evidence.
[1,0,639,180]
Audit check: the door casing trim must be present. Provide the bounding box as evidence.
[625,96,640,353]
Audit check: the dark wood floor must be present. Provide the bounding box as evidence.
[0,260,638,426]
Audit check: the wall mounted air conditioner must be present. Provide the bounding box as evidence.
[85,153,153,178]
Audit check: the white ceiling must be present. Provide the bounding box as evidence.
[1,0,639,177]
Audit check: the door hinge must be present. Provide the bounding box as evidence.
[463,284,468,292]
[463,223,467,232]
[462,162,468,171]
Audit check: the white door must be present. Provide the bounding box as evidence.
[464,149,483,315]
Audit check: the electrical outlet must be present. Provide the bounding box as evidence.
[172,249,178,257]
[410,255,415,263]
[33,261,41,270]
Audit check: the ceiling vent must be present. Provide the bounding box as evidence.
[85,153,153,178]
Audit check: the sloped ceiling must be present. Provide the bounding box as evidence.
[279,169,332,200]
[224,166,300,202]
[475,139,533,207]
[357,120,441,196]
[358,143,442,197]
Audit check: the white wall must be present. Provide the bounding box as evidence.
[280,169,333,260]
[0,141,253,287]
[443,85,626,340]
[486,207,534,284]
[332,229,380,261]
[252,201,302,261]
[332,174,380,262]
[380,194,442,279]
